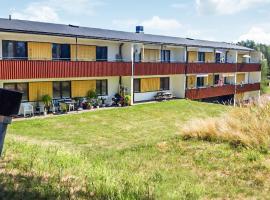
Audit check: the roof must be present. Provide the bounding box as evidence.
[0,18,253,51]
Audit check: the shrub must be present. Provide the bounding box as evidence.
[124,95,131,106]
[41,94,52,111]
[87,90,97,100]
[181,98,270,150]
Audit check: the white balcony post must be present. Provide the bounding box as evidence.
[130,44,134,105]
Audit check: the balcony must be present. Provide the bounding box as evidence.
[0,60,132,80]
[186,63,261,74]
[186,83,261,100]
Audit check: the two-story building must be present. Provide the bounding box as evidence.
[0,18,262,106]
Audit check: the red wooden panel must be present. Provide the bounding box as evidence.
[186,63,236,74]
[186,63,261,74]
[186,85,235,100]
[236,83,261,93]
[0,60,132,80]
[134,62,185,76]
[237,63,261,72]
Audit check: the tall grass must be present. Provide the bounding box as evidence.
[181,98,270,150]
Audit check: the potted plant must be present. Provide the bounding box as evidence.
[60,102,68,114]
[124,95,131,106]
[41,94,52,115]
[96,98,102,109]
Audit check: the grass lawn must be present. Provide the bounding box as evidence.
[1,100,270,199]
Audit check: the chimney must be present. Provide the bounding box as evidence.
[9,15,12,20]
[136,26,144,34]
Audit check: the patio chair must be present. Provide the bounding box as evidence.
[51,100,60,113]
[20,102,34,117]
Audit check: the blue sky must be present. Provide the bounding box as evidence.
[1,0,270,44]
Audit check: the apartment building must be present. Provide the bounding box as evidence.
[0,18,262,105]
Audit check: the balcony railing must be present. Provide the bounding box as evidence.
[0,60,262,80]
[186,63,261,74]
[186,83,261,100]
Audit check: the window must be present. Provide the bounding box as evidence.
[96,46,108,61]
[52,44,70,60]
[134,79,141,93]
[198,52,205,62]
[4,83,28,101]
[96,80,108,96]
[214,74,220,85]
[53,81,71,99]
[2,40,27,60]
[197,77,205,88]
[161,50,171,63]
[160,77,170,90]
[215,53,221,63]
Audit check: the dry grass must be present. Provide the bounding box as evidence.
[181,98,270,149]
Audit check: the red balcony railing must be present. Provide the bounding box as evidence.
[186,83,261,100]
[186,63,261,74]
[236,83,261,93]
[0,60,132,80]
[0,60,262,80]
[134,62,186,76]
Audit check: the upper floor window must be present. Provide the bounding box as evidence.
[52,44,70,61]
[4,83,29,101]
[2,40,28,60]
[161,50,170,63]
[96,46,108,61]
[215,53,221,63]
[198,52,205,62]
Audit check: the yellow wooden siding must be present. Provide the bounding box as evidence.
[237,73,245,84]
[187,75,196,88]
[188,51,197,62]
[141,78,160,92]
[208,74,214,86]
[70,45,96,61]
[143,49,160,62]
[203,77,208,86]
[29,82,53,101]
[28,42,52,60]
[71,80,96,97]
[205,52,214,63]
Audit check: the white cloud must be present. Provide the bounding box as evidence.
[196,0,270,15]
[238,25,270,44]
[171,3,188,9]
[11,0,104,23]
[12,3,59,23]
[141,16,182,31]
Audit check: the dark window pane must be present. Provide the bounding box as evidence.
[61,44,70,61]
[161,50,170,63]
[96,47,108,61]
[134,79,140,93]
[160,77,170,90]
[53,82,61,99]
[96,80,108,96]
[2,41,14,59]
[17,83,28,101]
[197,77,204,87]
[4,83,28,101]
[61,81,71,98]
[215,53,221,63]
[198,52,205,62]
[52,44,70,60]
[214,75,220,84]
[15,42,27,59]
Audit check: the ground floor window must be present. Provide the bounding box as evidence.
[214,74,220,85]
[96,80,108,96]
[134,79,141,93]
[53,81,71,99]
[197,77,205,87]
[160,77,170,90]
[4,83,28,101]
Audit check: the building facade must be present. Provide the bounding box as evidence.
[0,18,262,106]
